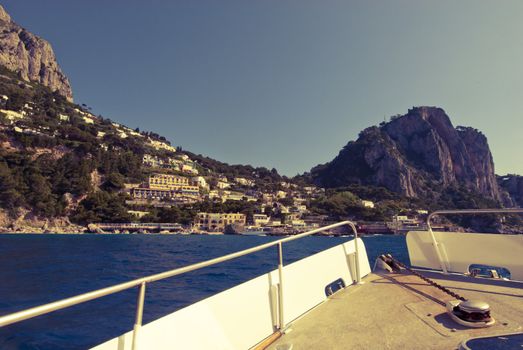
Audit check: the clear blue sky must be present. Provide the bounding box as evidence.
[3,1,523,176]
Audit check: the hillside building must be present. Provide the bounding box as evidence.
[192,176,209,190]
[130,188,199,203]
[181,163,198,175]
[216,181,231,189]
[361,200,375,208]
[148,139,177,153]
[276,190,287,199]
[234,177,255,187]
[148,174,190,190]
[253,214,270,227]
[130,173,200,202]
[194,213,246,232]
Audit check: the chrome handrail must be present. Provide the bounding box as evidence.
[0,221,360,349]
[426,208,523,274]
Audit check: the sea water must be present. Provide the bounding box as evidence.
[0,234,407,350]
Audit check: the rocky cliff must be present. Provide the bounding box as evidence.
[313,107,501,202]
[0,5,73,101]
[499,175,523,207]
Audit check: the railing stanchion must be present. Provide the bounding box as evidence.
[277,242,285,330]
[132,282,146,350]
[346,222,361,284]
[354,224,361,284]
[426,224,448,274]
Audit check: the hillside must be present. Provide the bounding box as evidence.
[0,61,306,231]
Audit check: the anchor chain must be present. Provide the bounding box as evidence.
[379,254,466,302]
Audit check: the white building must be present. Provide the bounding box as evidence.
[216,181,231,190]
[253,214,270,227]
[208,190,222,200]
[192,176,209,190]
[148,139,177,153]
[294,205,308,213]
[82,116,95,124]
[235,177,255,187]
[303,186,317,194]
[361,200,375,209]
[181,164,198,175]
[276,190,287,199]
[224,192,246,201]
[0,109,24,122]
[291,219,306,228]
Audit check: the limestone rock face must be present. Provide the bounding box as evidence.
[0,5,11,22]
[0,5,73,101]
[313,107,501,201]
[456,126,500,200]
[499,175,523,207]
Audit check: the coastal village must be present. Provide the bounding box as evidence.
[121,148,324,234]
[90,142,433,235]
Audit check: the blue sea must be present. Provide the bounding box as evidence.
[0,234,408,350]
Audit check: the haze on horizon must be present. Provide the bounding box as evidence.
[3,0,523,177]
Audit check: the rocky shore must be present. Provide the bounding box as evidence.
[0,209,86,234]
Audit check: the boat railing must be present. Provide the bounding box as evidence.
[426,208,523,274]
[0,221,360,350]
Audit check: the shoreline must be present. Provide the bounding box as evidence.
[0,229,86,234]
[0,229,396,237]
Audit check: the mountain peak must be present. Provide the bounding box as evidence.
[408,106,446,117]
[313,107,501,202]
[0,5,11,23]
[404,106,453,127]
[0,5,73,101]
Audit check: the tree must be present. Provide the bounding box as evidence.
[71,192,131,224]
[24,171,58,217]
[0,162,23,212]
[309,191,362,218]
[101,173,125,192]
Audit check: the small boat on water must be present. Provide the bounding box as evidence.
[1,208,522,350]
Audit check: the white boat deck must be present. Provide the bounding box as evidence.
[267,271,523,350]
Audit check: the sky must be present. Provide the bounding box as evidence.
[2,1,523,176]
